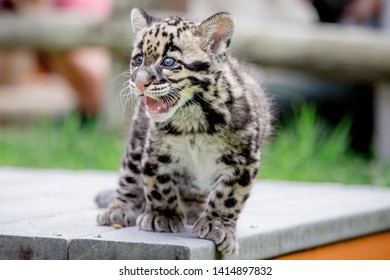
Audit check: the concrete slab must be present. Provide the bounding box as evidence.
[68,226,215,260]
[0,168,390,260]
[0,235,68,260]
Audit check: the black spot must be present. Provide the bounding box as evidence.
[125,176,136,184]
[162,31,168,37]
[154,26,160,37]
[216,192,224,199]
[146,147,154,155]
[156,174,171,184]
[226,38,231,48]
[211,211,219,217]
[243,193,250,203]
[192,92,226,133]
[130,153,142,161]
[188,77,210,91]
[224,197,237,208]
[162,42,172,58]
[223,177,236,187]
[176,28,181,37]
[162,188,171,195]
[124,193,137,198]
[209,201,216,208]
[247,157,258,165]
[241,147,250,160]
[137,35,146,50]
[183,61,210,72]
[157,154,172,163]
[221,154,237,166]
[168,195,177,204]
[227,213,234,219]
[143,162,158,177]
[151,190,162,201]
[161,40,180,58]
[238,169,251,187]
[172,65,183,72]
[128,162,141,174]
[242,147,257,165]
[169,44,183,54]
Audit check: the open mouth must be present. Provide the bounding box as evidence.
[144,95,178,115]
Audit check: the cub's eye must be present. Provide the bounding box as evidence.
[161,57,176,68]
[133,54,144,66]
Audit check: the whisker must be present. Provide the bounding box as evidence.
[110,70,130,85]
[118,80,138,115]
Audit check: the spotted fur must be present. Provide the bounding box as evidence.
[97,8,272,256]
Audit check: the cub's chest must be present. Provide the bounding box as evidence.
[166,134,227,189]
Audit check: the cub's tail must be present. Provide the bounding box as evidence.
[95,189,116,208]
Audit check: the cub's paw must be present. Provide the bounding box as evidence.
[137,210,185,233]
[97,205,140,227]
[193,217,238,256]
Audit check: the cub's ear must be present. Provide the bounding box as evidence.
[131,8,155,34]
[197,12,235,56]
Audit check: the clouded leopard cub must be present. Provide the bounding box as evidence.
[97,8,271,255]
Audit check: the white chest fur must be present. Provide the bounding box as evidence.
[165,134,226,193]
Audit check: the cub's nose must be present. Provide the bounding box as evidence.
[135,81,151,92]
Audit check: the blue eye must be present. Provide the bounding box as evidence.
[133,54,143,66]
[162,57,176,68]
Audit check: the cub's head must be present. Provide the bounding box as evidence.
[129,8,235,122]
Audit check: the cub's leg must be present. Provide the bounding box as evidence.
[193,167,256,256]
[136,147,185,232]
[97,104,149,226]
[178,184,207,225]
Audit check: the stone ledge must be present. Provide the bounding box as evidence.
[0,168,389,260]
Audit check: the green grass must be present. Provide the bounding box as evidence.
[0,116,124,170]
[261,105,390,186]
[0,107,389,186]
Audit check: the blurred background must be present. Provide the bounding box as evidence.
[0,0,390,186]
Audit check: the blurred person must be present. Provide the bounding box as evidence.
[1,0,113,121]
[0,0,19,85]
[51,0,113,120]
[309,0,382,26]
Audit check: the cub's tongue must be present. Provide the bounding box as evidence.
[145,96,168,114]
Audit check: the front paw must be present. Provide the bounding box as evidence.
[193,216,238,256]
[137,210,185,233]
[97,205,140,227]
